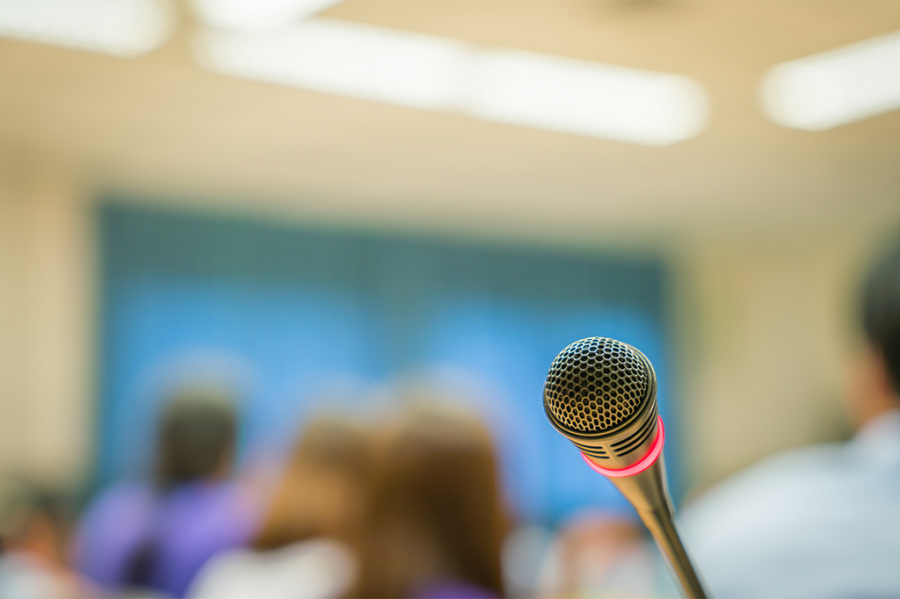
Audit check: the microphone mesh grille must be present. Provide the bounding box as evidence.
[544,338,649,433]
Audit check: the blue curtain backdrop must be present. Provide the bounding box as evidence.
[98,201,675,523]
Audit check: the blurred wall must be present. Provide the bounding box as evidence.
[675,230,876,493]
[94,200,670,520]
[0,159,892,500]
[0,163,95,488]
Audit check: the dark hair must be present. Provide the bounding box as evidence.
[0,478,72,560]
[862,240,900,395]
[155,392,237,487]
[351,405,508,599]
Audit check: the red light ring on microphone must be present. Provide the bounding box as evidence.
[580,415,665,478]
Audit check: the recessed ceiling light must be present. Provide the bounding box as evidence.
[194,19,709,146]
[0,0,174,57]
[761,29,900,131]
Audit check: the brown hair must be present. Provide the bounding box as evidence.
[254,415,371,551]
[351,405,508,599]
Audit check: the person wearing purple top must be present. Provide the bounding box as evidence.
[72,392,258,598]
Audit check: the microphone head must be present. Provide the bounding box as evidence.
[544,338,658,467]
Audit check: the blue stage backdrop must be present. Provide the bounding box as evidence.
[98,200,675,523]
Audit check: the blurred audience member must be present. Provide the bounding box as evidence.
[351,404,508,599]
[499,524,554,598]
[535,510,666,598]
[188,415,370,599]
[681,239,900,598]
[72,391,257,598]
[0,479,86,598]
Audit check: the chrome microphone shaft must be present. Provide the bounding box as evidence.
[641,505,708,599]
[593,454,708,598]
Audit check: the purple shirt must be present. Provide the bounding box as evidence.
[413,580,499,599]
[72,480,258,598]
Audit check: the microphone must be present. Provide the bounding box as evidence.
[543,337,708,599]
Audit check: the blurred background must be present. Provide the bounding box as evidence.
[1,0,899,597]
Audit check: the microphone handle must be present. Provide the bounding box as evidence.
[639,507,708,599]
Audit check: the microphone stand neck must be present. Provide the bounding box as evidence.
[604,456,709,599]
[639,505,707,599]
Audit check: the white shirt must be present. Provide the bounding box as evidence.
[187,539,355,599]
[681,409,900,598]
[0,554,75,599]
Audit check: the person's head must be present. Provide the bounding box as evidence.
[155,391,237,488]
[862,241,900,395]
[539,510,658,598]
[850,240,900,428]
[353,404,508,599]
[254,414,372,550]
[0,478,71,564]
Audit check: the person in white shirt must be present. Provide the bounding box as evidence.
[681,240,900,598]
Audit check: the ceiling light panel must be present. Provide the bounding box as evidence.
[469,49,707,146]
[196,20,469,111]
[0,0,173,57]
[190,0,344,33]
[762,29,900,130]
[195,19,709,146]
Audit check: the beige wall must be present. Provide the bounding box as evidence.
[673,230,887,494]
[0,161,95,489]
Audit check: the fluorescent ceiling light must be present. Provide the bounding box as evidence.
[190,0,344,33]
[196,19,468,111]
[0,0,173,57]
[469,49,706,146]
[761,29,900,131]
[195,19,708,146]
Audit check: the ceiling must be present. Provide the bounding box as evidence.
[1,0,899,248]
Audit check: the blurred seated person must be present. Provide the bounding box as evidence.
[0,479,87,598]
[351,403,509,599]
[188,415,371,599]
[535,510,668,598]
[681,239,900,598]
[72,391,258,598]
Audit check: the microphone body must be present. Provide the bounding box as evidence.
[544,338,708,599]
